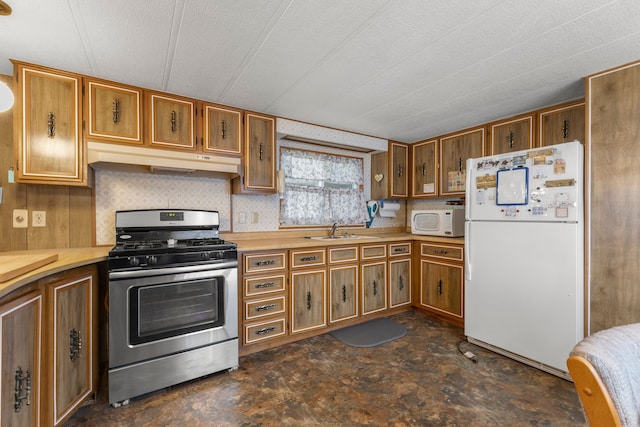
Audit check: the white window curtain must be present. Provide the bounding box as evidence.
[280,148,369,226]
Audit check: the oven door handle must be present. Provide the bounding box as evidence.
[109,261,238,279]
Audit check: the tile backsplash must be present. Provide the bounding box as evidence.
[95,170,231,245]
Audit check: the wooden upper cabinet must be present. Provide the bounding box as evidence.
[389,141,409,198]
[235,112,276,193]
[411,138,438,198]
[85,78,143,145]
[146,91,197,151]
[202,103,242,156]
[13,61,86,186]
[370,141,409,200]
[439,126,485,197]
[538,100,585,147]
[489,113,534,154]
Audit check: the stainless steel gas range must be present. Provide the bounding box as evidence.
[107,209,238,405]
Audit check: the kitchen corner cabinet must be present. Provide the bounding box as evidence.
[43,265,97,427]
[146,90,197,151]
[328,246,359,324]
[202,103,242,156]
[411,138,438,198]
[85,78,143,145]
[388,243,411,308]
[232,112,276,194]
[12,61,87,186]
[361,244,387,315]
[416,242,464,326]
[489,113,534,154]
[290,249,327,334]
[0,291,42,427]
[0,264,97,427]
[439,126,484,197]
[587,61,640,333]
[371,141,409,200]
[537,100,585,147]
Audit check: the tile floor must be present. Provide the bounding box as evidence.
[65,311,586,426]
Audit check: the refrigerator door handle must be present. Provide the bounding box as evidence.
[465,158,473,220]
[465,221,471,282]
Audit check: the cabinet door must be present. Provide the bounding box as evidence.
[85,78,143,145]
[242,112,276,192]
[411,139,438,198]
[203,103,242,155]
[361,262,387,315]
[329,265,358,323]
[49,272,94,426]
[0,292,42,427]
[490,115,533,154]
[147,91,196,150]
[420,260,463,317]
[14,62,85,185]
[389,258,411,308]
[290,269,326,333]
[439,127,484,196]
[389,141,409,198]
[588,62,640,333]
[538,101,585,147]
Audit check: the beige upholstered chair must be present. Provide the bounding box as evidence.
[567,323,640,427]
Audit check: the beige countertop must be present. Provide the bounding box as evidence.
[232,232,464,251]
[0,247,110,299]
[0,233,463,300]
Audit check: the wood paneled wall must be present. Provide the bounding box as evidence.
[0,74,94,251]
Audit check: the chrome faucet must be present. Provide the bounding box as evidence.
[329,223,340,238]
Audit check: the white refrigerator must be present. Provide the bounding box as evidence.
[464,141,584,379]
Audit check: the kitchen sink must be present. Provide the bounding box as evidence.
[307,234,380,240]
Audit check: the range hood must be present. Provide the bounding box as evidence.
[87,141,241,176]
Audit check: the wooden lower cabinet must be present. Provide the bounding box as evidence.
[389,258,411,308]
[361,261,387,315]
[241,251,288,348]
[415,242,464,327]
[45,266,97,426]
[290,269,326,334]
[0,264,98,427]
[328,265,358,323]
[0,291,42,427]
[419,261,462,316]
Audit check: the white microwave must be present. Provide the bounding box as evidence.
[411,208,465,237]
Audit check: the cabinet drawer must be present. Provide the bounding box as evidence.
[244,275,286,297]
[329,246,359,264]
[420,243,463,262]
[290,249,326,269]
[361,244,387,260]
[244,252,286,274]
[245,296,286,320]
[389,242,412,257]
[244,318,286,345]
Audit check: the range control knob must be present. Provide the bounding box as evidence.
[215,251,225,259]
[147,255,158,265]
[128,257,140,267]
[200,252,212,261]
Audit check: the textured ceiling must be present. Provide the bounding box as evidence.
[1,0,639,143]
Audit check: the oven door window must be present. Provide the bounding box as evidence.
[129,277,225,345]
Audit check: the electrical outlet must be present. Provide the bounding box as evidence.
[238,211,247,224]
[251,212,259,223]
[33,211,46,227]
[13,209,28,228]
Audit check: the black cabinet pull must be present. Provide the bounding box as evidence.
[14,367,31,412]
[342,285,347,302]
[255,281,275,289]
[256,326,276,335]
[306,291,312,310]
[437,280,443,296]
[69,328,82,361]
[562,119,569,138]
